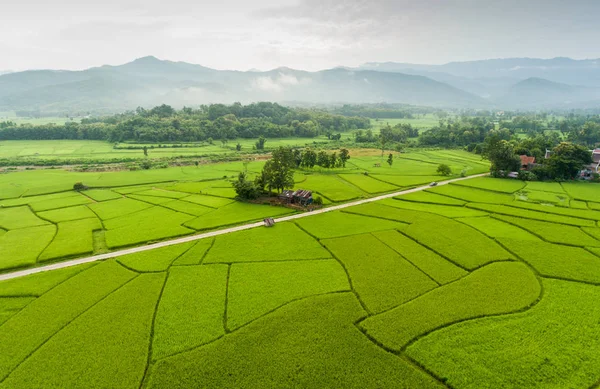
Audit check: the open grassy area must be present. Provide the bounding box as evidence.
[1,159,600,387]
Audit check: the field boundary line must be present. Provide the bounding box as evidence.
[0,173,488,281]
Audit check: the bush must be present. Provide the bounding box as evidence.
[437,164,452,176]
[313,196,323,206]
[73,182,87,191]
[517,170,538,181]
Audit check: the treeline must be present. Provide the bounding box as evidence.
[0,102,370,142]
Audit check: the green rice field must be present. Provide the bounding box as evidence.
[1,154,600,387]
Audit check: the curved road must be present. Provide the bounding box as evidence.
[0,173,488,281]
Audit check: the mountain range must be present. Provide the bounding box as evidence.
[1,56,600,114]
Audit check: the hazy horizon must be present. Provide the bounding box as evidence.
[2,0,600,72]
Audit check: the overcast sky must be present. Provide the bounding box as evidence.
[2,0,600,72]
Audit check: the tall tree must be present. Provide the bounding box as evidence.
[339,148,350,168]
[547,142,593,179]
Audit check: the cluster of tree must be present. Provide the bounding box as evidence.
[0,102,370,142]
[233,147,351,200]
[329,104,419,119]
[419,117,495,147]
[291,148,351,169]
[483,133,593,180]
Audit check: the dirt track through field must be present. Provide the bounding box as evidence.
[0,173,488,281]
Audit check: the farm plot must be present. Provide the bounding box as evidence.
[0,206,49,230]
[407,279,600,389]
[296,211,408,239]
[323,233,437,314]
[427,184,514,204]
[456,216,540,241]
[467,203,595,226]
[37,205,96,222]
[296,174,365,202]
[0,225,56,270]
[88,198,153,220]
[498,238,600,284]
[227,260,349,329]
[369,175,444,188]
[117,243,195,272]
[383,199,487,218]
[399,191,466,205]
[184,202,294,231]
[451,176,525,193]
[360,262,540,351]
[39,218,102,261]
[337,174,399,194]
[204,222,329,263]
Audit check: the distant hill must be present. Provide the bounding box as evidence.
[3,56,600,114]
[0,56,485,114]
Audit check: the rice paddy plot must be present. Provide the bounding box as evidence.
[117,242,195,272]
[179,194,234,208]
[161,200,214,216]
[508,201,600,221]
[146,293,443,389]
[297,174,364,202]
[493,214,600,247]
[296,211,408,239]
[570,200,588,209]
[39,218,102,261]
[560,182,600,202]
[28,193,92,212]
[323,233,437,314]
[152,265,228,360]
[37,205,96,223]
[82,189,123,202]
[427,184,514,204]
[337,174,399,194]
[0,260,136,381]
[172,239,214,266]
[372,230,467,285]
[1,273,164,389]
[0,225,56,270]
[406,279,600,389]
[0,191,79,208]
[88,198,153,220]
[345,202,437,224]
[524,181,566,194]
[227,260,349,329]
[404,214,513,269]
[360,262,540,351]
[384,199,488,218]
[127,194,175,205]
[205,222,328,263]
[451,177,525,193]
[0,297,36,326]
[398,191,466,206]
[369,175,442,188]
[135,189,190,199]
[0,263,93,297]
[518,190,569,206]
[0,206,50,230]
[200,187,237,198]
[498,238,600,284]
[184,202,294,231]
[467,203,595,227]
[456,216,541,241]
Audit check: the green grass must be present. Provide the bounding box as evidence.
[383,199,488,218]
[39,218,102,261]
[184,202,294,231]
[117,243,195,272]
[407,279,600,389]
[227,260,349,329]
[456,216,541,241]
[337,174,399,194]
[37,205,96,223]
[493,215,600,247]
[372,230,467,285]
[404,214,513,269]
[427,184,514,204]
[1,273,164,389]
[0,260,136,381]
[146,293,443,389]
[323,233,438,314]
[498,238,600,284]
[152,265,228,360]
[0,206,49,230]
[295,211,408,239]
[204,223,329,263]
[360,262,540,351]
[0,225,56,270]
[451,177,526,193]
[466,203,596,227]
